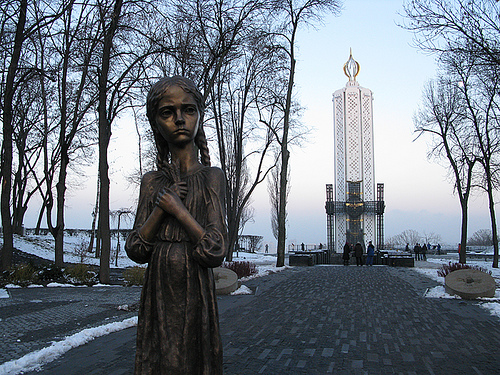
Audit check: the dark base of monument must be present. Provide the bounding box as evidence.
[289,250,330,266]
[329,252,414,267]
[289,254,315,266]
[387,256,414,267]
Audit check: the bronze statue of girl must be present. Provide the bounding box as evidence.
[125,76,227,374]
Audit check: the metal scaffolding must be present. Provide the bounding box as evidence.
[325,183,385,250]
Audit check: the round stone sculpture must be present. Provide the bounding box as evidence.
[445,269,496,300]
[213,267,238,295]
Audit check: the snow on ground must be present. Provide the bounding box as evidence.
[0,317,138,375]
[0,289,9,299]
[12,233,137,269]
[231,284,253,295]
[231,251,290,282]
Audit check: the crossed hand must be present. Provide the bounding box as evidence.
[156,182,188,216]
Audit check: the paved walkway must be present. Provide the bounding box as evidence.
[2,264,500,374]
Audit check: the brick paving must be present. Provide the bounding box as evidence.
[221,266,500,374]
[0,286,141,365]
[2,264,500,374]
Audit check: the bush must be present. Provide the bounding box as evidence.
[221,261,257,279]
[123,266,146,286]
[0,263,67,287]
[37,265,64,282]
[437,262,492,278]
[8,263,39,287]
[64,264,98,286]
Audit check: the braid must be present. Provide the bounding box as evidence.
[154,135,170,170]
[195,125,211,167]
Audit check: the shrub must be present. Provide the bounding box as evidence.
[221,261,257,279]
[437,262,492,278]
[123,266,146,286]
[37,265,64,282]
[64,264,98,286]
[9,264,39,287]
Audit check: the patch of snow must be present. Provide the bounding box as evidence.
[27,284,43,288]
[240,265,288,281]
[4,284,21,289]
[480,302,500,319]
[231,285,252,295]
[0,317,138,375]
[424,286,458,299]
[46,282,75,288]
[0,289,9,299]
[92,284,121,287]
[414,268,443,284]
[232,252,277,266]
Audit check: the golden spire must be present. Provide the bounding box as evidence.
[343,48,360,83]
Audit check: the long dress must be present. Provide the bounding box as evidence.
[125,165,227,375]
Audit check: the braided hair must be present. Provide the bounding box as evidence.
[146,76,211,168]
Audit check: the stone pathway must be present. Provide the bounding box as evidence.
[2,264,499,374]
[221,266,500,374]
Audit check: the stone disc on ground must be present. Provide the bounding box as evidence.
[213,267,238,295]
[445,269,496,299]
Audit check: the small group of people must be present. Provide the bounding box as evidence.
[411,243,428,261]
[342,240,375,266]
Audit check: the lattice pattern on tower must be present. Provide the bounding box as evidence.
[361,91,374,201]
[346,91,361,181]
[334,93,346,201]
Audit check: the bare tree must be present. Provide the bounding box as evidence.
[414,77,477,263]
[11,75,47,235]
[402,0,500,267]
[0,0,67,268]
[442,52,500,268]
[468,229,493,246]
[96,0,123,283]
[144,0,278,261]
[95,0,167,283]
[269,0,342,267]
[1,0,78,270]
[169,0,264,102]
[209,30,285,261]
[1,0,28,270]
[387,229,422,247]
[421,231,442,245]
[43,0,100,267]
[402,0,500,69]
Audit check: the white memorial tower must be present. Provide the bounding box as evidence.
[325,51,385,252]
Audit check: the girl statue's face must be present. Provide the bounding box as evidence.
[155,85,200,147]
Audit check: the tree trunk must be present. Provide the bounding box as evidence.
[276,148,289,267]
[459,201,467,264]
[276,34,296,267]
[88,176,99,255]
[54,154,68,267]
[35,204,45,234]
[486,176,499,268]
[1,0,28,271]
[98,0,123,284]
